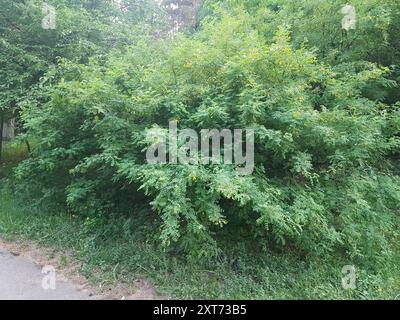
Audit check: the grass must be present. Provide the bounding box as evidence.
[0,140,399,299]
[0,188,399,299]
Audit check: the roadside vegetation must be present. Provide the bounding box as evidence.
[1,182,399,299]
[0,0,399,299]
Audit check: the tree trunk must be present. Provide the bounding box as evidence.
[2,119,15,140]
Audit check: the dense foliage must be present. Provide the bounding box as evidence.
[0,0,160,138]
[7,1,397,266]
[0,0,397,271]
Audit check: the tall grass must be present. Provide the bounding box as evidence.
[0,187,399,299]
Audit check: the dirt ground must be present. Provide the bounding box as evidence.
[0,237,162,300]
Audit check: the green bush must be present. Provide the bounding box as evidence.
[15,9,400,262]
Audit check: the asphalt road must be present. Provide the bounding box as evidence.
[0,250,95,300]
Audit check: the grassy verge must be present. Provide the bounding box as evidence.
[0,187,399,299]
[0,140,399,299]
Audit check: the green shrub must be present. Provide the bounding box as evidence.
[15,10,400,261]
